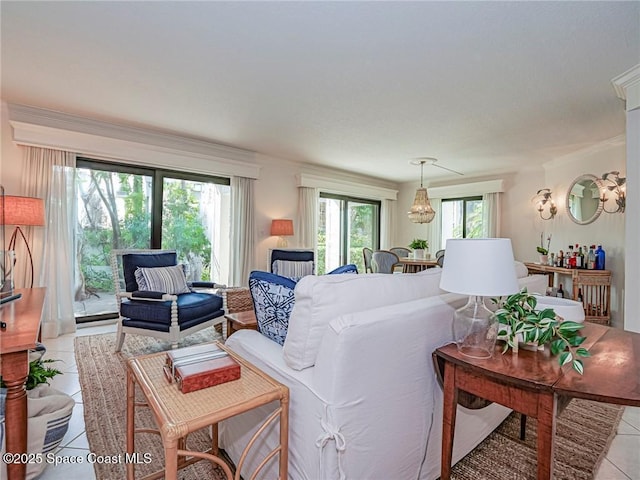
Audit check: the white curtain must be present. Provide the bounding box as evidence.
[380,199,394,249]
[296,187,318,249]
[482,192,501,238]
[41,165,77,338]
[230,176,254,287]
[426,198,443,253]
[21,146,76,338]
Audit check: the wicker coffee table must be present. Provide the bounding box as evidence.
[126,342,289,480]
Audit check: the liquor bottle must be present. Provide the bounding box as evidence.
[566,246,574,268]
[576,246,583,269]
[587,246,596,270]
[595,245,606,270]
[557,283,564,298]
[557,250,564,267]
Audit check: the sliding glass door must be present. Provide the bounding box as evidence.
[74,159,230,322]
[318,194,380,274]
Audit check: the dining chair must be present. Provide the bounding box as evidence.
[390,247,411,258]
[389,247,411,272]
[362,247,374,273]
[371,250,400,274]
[435,249,445,260]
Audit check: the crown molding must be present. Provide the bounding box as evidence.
[612,64,640,111]
[297,173,398,200]
[7,103,260,178]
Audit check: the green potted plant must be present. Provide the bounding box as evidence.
[536,233,551,264]
[491,288,590,374]
[409,239,429,259]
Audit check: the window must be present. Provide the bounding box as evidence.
[441,196,483,246]
[74,158,230,322]
[317,193,380,274]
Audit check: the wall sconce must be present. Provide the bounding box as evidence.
[532,188,557,220]
[271,219,294,247]
[600,171,626,214]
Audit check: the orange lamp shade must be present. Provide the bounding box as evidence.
[1,196,46,226]
[270,219,294,237]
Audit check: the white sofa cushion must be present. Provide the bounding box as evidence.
[283,269,445,371]
[514,260,529,278]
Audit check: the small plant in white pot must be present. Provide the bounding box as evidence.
[409,239,429,259]
[1,355,75,479]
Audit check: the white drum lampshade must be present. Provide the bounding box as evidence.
[440,238,520,358]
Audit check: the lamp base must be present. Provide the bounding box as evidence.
[452,296,498,359]
[276,237,289,248]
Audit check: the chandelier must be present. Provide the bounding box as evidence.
[407,160,436,224]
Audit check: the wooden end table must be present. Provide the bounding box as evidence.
[126,342,289,480]
[434,323,640,480]
[224,310,257,337]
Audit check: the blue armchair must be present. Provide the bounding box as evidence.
[270,248,315,279]
[111,249,225,352]
[327,264,359,274]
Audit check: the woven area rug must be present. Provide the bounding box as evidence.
[76,332,624,480]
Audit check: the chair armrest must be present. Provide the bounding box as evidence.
[189,281,226,289]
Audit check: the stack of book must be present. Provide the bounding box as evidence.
[164,343,241,393]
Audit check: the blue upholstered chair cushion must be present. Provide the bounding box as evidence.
[122,252,177,292]
[248,271,297,346]
[327,264,359,275]
[121,292,223,332]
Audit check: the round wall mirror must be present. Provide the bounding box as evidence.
[566,174,603,225]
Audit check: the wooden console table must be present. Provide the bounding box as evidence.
[434,323,640,480]
[524,263,611,325]
[0,288,46,480]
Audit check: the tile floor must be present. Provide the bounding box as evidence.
[36,323,640,480]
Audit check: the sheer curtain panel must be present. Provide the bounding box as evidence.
[230,176,255,287]
[380,199,394,249]
[296,187,318,249]
[426,198,443,253]
[22,146,76,338]
[482,192,501,238]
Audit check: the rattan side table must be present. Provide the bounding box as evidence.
[126,342,289,480]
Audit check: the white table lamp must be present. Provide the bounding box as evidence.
[440,238,520,358]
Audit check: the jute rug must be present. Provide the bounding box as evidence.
[76,332,624,480]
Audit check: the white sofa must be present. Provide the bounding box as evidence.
[220,266,547,480]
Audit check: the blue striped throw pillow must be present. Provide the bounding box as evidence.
[134,265,190,295]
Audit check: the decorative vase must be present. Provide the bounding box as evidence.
[539,254,548,265]
[413,249,425,259]
[452,296,498,359]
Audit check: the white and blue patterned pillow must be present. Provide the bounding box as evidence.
[249,272,297,345]
[134,264,190,295]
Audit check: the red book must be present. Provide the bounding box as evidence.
[174,355,241,393]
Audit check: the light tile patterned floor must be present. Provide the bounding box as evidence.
[37,323,640,480]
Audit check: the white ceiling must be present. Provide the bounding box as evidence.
[2,1,638,183]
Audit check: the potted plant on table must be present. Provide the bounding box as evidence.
[491,288,590,374]
[1,355,75,479]
[537,233,551,265]
[409,239,429,259]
